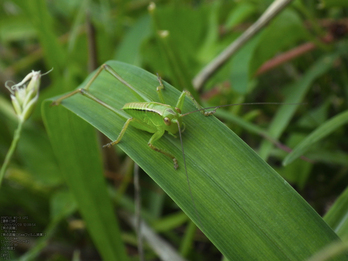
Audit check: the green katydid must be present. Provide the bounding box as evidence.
[52,64,218,170]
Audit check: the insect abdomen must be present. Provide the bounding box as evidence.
[123,102,167,123]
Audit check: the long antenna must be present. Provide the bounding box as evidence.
[181,102,304,117]
[177,121,203,230]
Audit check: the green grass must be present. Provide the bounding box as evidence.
[43,61,345,260]
[1,0,348,260]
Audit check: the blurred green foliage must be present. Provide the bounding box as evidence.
[1,0,348,260]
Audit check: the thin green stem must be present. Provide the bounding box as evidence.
[0,120,24,187]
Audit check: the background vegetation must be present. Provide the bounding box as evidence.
[1,0,348,260]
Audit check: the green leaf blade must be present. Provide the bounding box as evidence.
[48,61,345,260]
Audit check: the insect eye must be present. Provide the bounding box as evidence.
[175,107,181,114]
[163,117,171,126]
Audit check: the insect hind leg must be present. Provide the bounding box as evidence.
[103,64,147,102]
[51,88,85,106]
[52,63,148,107]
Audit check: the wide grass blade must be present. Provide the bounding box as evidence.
[42,103,129,261]
[45,61,345,260]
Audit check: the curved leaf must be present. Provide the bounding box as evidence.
[46,61,344,260]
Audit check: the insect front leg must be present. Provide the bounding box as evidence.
[183,90,216,116]
[175,90,216,116]
[148,129,179,170]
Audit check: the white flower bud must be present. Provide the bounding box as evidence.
[5,70,42,122]
[158,30,169,38]
[148,2,156,13]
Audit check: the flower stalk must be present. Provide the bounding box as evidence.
[0,70,43,187]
